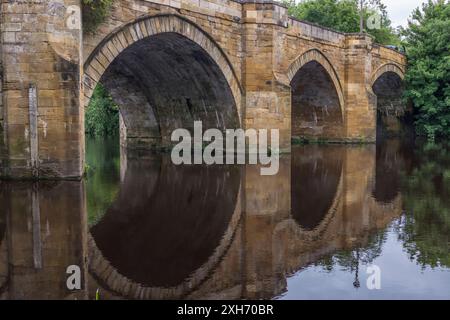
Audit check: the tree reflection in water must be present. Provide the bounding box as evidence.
[85,137,121,226]
[82,137,450,299]
[309,139,450,287]
[396,141,450,269]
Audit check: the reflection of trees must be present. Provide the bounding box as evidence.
[85,138,121,226]
[314,231,387,287]
[396,142,450,269]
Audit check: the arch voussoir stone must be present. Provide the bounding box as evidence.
[371,63,405,87]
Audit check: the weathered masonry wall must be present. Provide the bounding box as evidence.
[0,11,5,174]
[1,0,83,179]
[0,0,407,179]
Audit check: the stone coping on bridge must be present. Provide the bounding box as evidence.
[135,0,406,49]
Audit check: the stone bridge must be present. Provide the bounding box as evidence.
[0,0,407,179]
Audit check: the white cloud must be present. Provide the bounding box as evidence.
[382,0,427,27]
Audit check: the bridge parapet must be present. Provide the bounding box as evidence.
[138,0,242,18]
[288,18,346,44]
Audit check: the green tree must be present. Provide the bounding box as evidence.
[283,0,400,45]
[402,0,450,140]
[85,84,119,137]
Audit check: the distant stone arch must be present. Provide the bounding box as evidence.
[370,63,405,88]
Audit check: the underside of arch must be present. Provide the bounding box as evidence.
[371,64,408,139]
[288,50,345,141]
[371,63,405,88]
[83,14,242,149]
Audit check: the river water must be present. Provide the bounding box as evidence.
[0,137,449,300]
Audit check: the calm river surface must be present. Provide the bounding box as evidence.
[0,137,449,300]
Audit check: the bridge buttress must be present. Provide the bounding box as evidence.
[241,1,292,153]
[344,34,378,142]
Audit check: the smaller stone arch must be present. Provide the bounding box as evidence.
[370,63,407,139]
[287,49,345,120]
[370,63,405,88]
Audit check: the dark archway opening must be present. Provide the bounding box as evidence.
[372,72,411,140]
[90,32,239,150]
[291,61,344,142]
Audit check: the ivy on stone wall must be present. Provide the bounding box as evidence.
[82,0,115,33]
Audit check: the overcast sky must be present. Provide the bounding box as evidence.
[383,0,427,27]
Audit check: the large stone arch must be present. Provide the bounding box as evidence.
[83,14,243,148]
[287,49,345,120]
[84,14,242,112]
[287,49,346,141]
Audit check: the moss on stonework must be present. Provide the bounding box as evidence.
[82,0,115,34]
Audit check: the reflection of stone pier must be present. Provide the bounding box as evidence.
[0,182,88,300]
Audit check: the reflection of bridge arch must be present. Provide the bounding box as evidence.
[88,154,243,299]
[84,13,242,122]
[88,191,242,299]
[291,146,345,234]
[288,172,344,241]
[272,193,403,292]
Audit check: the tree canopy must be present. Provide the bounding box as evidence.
[401,0,450,140]
[283,0,400,45]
